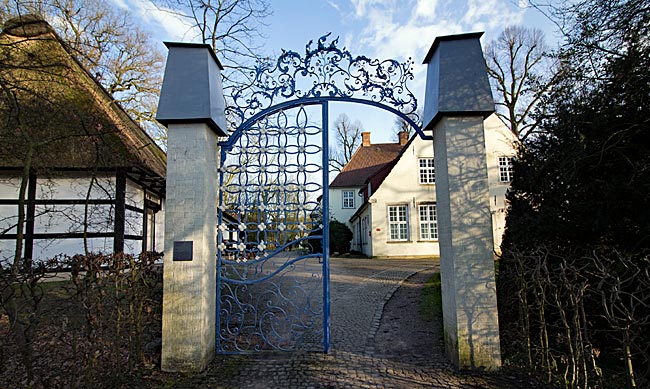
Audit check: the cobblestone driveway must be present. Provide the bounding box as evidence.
[173,257,536,388]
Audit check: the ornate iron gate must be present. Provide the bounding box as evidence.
[216,34,422,353]
[217,102,330,353]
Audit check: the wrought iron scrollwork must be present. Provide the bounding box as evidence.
[217,104,325,352]
[218,35,420,353]
[227,33,418,129]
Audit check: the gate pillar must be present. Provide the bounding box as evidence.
[422,33,502,369]
[156,43,227,372]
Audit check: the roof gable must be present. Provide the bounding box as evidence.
[330,143,403,187]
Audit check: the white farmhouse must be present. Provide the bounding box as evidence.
[0,16,166,261]
[330,114,516,258]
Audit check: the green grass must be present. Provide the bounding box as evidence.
[419,272,442,322]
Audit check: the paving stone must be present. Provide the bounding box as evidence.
[173,258,539,388]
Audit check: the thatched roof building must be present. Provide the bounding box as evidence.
[0,15,165,194]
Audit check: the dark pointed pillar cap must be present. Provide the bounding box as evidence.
[156,42,227,136]
[421,32,495,131]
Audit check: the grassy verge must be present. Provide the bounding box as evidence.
[419,272,442,322]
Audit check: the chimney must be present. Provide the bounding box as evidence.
[362,132,371,147]
[398,131,408,146]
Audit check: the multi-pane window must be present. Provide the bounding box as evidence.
[388,205,409,241]
[498,156,514,183]
[419,158,435,184]
[419,204,438,240]
[342,190,355,208]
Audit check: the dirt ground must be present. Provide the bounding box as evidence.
[373,268,547,389]
[373,267,445,363]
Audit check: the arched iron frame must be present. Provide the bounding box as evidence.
[216,34,424,354]
[221,97,429,150]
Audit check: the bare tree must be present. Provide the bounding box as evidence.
[485,25,558,142]
[0,0,166,143]
[392,109,422,142]
[55,2,165,140]
[528,0,650,82]
[329,113,362,173]
[153,0,270,95]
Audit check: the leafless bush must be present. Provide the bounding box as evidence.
[0,252,162,388]
[0,255,62,385]
[499,246,650,388]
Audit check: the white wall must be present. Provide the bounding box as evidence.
[483,114,518,251]
[0,177,24,259]
[354,206,372,257]
[329,186,362,229]
[153,198,165,253]
[368,134,440,258]
[0,174,115,261]
[0,177,22,238]
[124,177,145,253]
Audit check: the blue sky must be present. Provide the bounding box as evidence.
[116,0,558,143]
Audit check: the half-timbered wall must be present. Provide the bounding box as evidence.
[0,172,164,261]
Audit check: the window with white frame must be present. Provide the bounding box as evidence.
[498,156,514,183]
[419,204,438,240]
[418,158,435,184]
[388,204,409,241]
[342,190,355,208]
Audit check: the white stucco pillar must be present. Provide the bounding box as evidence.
[423,33,501,369]
[161,123,219,371]
[433,116,501,369]
[156,42,227,372]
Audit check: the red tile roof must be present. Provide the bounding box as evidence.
[330,143,404,187]
[348,134,418,222]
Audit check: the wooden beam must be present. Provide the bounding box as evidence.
[114,171,126,253]
[0,232,142,240]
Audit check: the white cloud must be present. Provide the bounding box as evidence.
[111,0,128,9]
[328,0,526,104]
[349,0,396,18]
[413,0,439,20]
[344,0,526,62]
[119,0,199,42]
[461,0,524,32]
[326,0,341,11]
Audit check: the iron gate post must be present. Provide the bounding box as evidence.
[422,33,502,370]
[157,42,227,372]
[321,101,331,353]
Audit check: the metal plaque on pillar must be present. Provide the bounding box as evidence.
[173,241,193,261]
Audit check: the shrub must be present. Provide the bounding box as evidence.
[307,219,353,255]
[0,252,163,388]
[329,219,353,254]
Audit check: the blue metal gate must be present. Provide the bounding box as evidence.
[216,34,422,353]
[217,102,330,353]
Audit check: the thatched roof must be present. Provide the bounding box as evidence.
[0,15,166,193]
